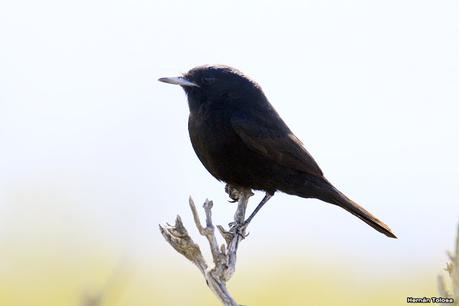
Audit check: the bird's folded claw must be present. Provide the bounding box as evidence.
[225,184,241,203]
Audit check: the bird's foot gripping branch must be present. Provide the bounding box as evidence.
[159,188,253,306]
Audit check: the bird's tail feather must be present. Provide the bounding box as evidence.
[324,187,397,238]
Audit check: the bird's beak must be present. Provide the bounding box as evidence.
[158,76,200,88]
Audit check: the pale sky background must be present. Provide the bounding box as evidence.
[0,0,458,304]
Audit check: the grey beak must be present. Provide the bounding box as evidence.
[158,76,199,88]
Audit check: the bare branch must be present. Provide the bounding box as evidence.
[437,275,450,300]
[159,216,207,274]
[453,224,459,303]
[160,187,254,306]
[224,189,251,281]
[437,222,459,306]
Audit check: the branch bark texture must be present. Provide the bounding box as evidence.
[159,187,253,306]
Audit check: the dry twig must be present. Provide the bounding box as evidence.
[437,223,459,306]
[159,186,253,306]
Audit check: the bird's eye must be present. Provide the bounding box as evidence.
[202,77,216,85]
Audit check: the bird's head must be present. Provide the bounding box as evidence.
[159,65,266,112]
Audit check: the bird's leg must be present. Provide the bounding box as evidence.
[230,191,274,237]
[242,191,274,228]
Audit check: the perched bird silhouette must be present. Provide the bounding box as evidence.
[159,65,396,238]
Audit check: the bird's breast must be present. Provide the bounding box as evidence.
[188,110,243,181]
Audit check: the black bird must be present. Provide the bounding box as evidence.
[159,65,396,238]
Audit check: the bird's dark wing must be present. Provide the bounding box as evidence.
[231,111,323,177]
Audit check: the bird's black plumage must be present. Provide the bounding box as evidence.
[159,65,396,238]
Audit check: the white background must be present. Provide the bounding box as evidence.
[0,0,458,282]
